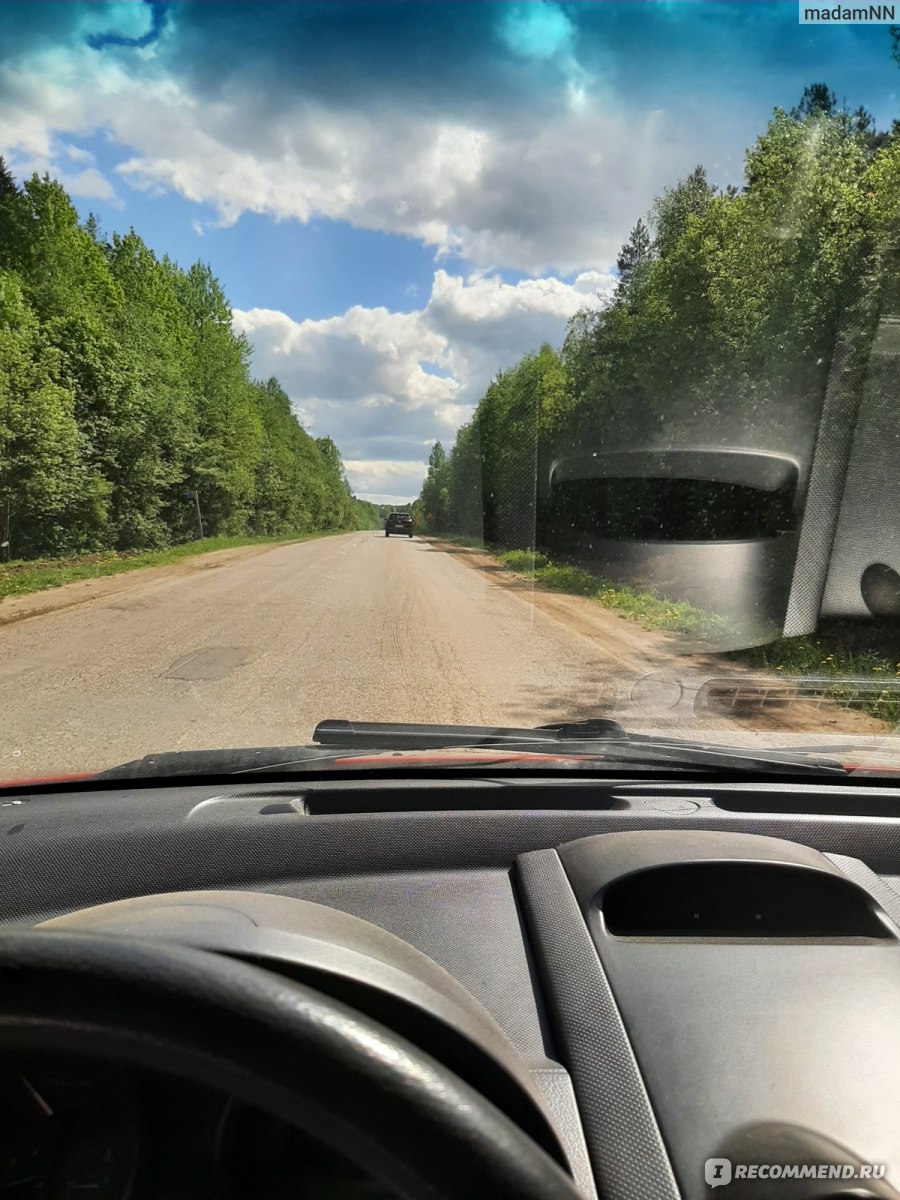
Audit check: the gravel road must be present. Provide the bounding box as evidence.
[0,533,886,781]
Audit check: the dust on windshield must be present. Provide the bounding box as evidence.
[1,1,899,782]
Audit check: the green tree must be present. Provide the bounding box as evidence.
[0,166,372,559]
[420,441,450,531]
[177,261,262,535]
[0,157,18,203]
[0,272,104,557]
[106,232,196,546]
[651,165,717,257]
[424,90,896,559]
[614,218,653,303]
[791,83,837,119]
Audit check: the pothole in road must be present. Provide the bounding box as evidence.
[163,646,253,681]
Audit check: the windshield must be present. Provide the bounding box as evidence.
[1,1,899,783]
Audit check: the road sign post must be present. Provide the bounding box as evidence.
[193,488,204,539]
[184,488,204,538]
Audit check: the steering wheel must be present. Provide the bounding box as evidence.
[0,930,585,1200]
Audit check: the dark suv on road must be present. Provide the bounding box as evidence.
[385,512,413,538]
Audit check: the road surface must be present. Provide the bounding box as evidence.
[0,533,886,781]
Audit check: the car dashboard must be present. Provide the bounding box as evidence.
[1,773,899,1199]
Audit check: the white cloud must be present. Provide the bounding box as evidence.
[64,165,117,201]
[232,303,459,409]
[1,25,618,499]
[234,267,615,499]
[108,98,673,273]
[360,494,419,506]
[63,143,94,164]
[345,461,431,503]
[7,144,119,203]
[421,268,615,408]
[0,54,124,202]
[0,35,708,274]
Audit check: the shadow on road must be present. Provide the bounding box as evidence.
[417,540,523,579]
[498,672,635,728]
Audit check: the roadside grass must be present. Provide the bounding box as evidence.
[732,634,900,727]
[506,547,900,726]
[433,536,733,640]
[0,530,345,602]
[428,536,900,726]
[499,548,549,572]
[739,634,900,678]
[494,548,733,641]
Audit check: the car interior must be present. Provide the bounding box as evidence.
[1,767,898,1199]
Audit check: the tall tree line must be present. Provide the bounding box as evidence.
[0,165,378,560]
[416,91,900,550]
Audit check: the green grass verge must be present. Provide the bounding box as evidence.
[498,548,549,572]
[429,536,729,640]
[0,531,346,602]
[732,635,900,726]
[496,547,900,725]
[738,634,900,678]
[504,546,900,725]
[494,548,732,641]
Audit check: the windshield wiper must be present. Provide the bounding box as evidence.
[313,717,628,747]
[94,720,625,780]
[312,719,850,777]
[86,718,857,783]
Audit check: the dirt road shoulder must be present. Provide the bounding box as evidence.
[0,542,287,628]
[427,538,886,739]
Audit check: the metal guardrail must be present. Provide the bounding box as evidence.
[694,675,900,723]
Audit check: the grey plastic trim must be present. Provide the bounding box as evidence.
[529,1067,598,1200]
[558,829,849,907]
[784,331,868,635]
[517,849,681,1200]
[554,834,900,1196]
[7,798,900,928]
[826,852,900,931]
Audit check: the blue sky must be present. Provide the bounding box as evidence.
[1,1,897,500]
[63,126,457,319]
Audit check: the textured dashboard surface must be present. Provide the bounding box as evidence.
[265,869,555,1061]
[4,782,900,931]
[826,852,900,927]
[518,849,681,1200]
[2,779,900,1200]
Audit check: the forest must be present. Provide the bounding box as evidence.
[415,86,900,552]
[0,163,379,561]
